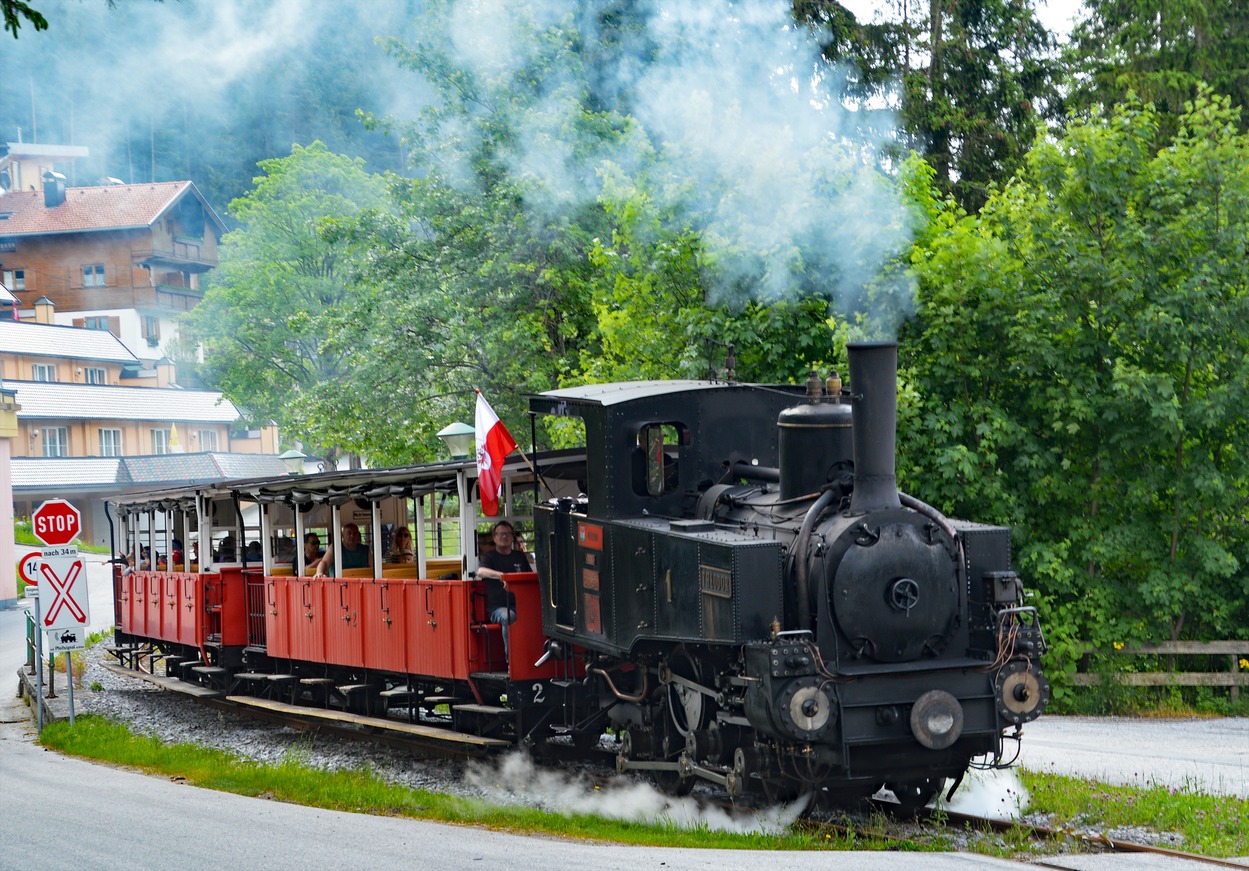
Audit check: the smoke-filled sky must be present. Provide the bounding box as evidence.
[2,0,918,333]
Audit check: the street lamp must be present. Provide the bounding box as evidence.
[436,422,475,460]
[279,449,307,475]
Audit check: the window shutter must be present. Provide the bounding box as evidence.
[108,316,121,336]
[72,318,85,328]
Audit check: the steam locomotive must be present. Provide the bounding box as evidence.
[107,341,1047,808]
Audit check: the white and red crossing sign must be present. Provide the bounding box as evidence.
[29,499,90,632]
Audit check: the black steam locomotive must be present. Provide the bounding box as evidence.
[531,341,1048,805]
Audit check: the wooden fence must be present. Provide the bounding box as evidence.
[1071,641,1249,703]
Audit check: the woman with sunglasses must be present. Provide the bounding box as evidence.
[387,526,415,563]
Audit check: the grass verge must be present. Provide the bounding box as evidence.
[37,716,875,851]
[1021,770,1249,857]
[37,715,1248,855]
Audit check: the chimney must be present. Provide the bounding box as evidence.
[34,296,55,324]
[847,341,902,514]
[156,357,176,388]
[42,170,66,208]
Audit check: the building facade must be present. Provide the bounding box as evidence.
[0,144,292,563]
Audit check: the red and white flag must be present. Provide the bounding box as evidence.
[475,390,518,516]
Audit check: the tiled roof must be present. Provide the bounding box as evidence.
[0,181,225,236]
[11,457,126,488]
[6,379,240,422]
[0,320,139,363]
[12,452,290,491]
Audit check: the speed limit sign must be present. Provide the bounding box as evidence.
[18,550,42,585]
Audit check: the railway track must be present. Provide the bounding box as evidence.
[98,657,1246,867]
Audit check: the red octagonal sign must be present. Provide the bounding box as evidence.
[32,499,82,546]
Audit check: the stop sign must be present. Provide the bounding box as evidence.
[32,499,82,546]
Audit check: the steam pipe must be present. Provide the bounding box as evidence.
[729,461,780,482]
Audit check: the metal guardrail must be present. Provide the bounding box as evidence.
[1072,641,1249,703]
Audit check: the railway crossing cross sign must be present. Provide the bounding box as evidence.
[31,499,89,632]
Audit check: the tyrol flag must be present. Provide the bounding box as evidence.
[475,390,518,516]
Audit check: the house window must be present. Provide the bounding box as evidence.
[32,363,54,382]
[99,428,122,457]
[83,316,109,331]
[152,428,171,455]
[83,264,106,287]
[2,268,24,291]
[141,315,160,344]
[84,367,106,384]
[196,429,219,451]
[43,427,69,458]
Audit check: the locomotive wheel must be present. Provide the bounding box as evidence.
[760,776,809,806]
[884,777,944,817]
[665,650,707,736]
[651,720,695,797]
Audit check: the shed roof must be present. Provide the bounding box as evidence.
[12,453,290,491]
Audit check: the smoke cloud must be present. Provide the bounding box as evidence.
[422,0,918,334]
[465,751,808,833]
[3,0,917,333]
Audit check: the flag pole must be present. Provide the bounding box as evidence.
[514,444,557,499]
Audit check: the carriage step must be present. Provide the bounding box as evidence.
[337,684,373,695]
[267,674,297,683]
[469,672,509,681]
[191,666,228,675]
[453,704,513,717]
[422,695,466,707]
[104,645,143,656]
[299,677,336,686]
[233,672,271,682]
[379,686,414,699]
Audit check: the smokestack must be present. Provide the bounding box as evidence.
[848,341,901,514]
[42,170,66,207]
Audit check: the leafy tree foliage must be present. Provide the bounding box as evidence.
[185,142,388,467]
[904,92,1249,651]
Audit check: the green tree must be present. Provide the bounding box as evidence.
[796,0,1062,213]
[905,92,1249,648]
[185,142,388,467]
[1068,1,1249,138]
[2,0,46,37]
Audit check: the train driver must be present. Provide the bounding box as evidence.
[475,520,529,660]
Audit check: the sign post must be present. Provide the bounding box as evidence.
[31,499,86,727]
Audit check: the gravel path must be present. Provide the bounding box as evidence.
[82,645,488,798]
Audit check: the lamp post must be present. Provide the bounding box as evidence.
[436,422,475,460]
[279,449,307,475]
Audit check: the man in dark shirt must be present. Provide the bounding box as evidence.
[314,523,371,577]
[476,520,530,660]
